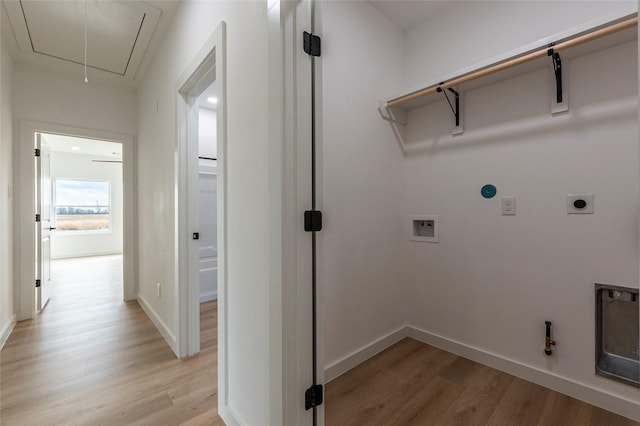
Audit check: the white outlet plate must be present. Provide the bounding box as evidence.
[567,193,594,214]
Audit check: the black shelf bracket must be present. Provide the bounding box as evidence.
[437,86,460,127]
[548,48,562,103]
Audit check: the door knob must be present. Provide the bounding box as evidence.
[49,227,56,231]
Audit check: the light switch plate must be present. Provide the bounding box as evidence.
[567,193,594,214]
[502,196,516,216]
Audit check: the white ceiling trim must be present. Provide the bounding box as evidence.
[3,0,161,81]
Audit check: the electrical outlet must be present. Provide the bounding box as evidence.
[567,193,594,214]
[157,283,162,298]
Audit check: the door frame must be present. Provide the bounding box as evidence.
[276,0,323,423]
[35,133,52,311]
[174,18,228,406]
[16,120,136,320]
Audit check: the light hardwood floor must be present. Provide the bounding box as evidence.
[325,337,640,426]
[4,257,637,425]
[0,255,222,425]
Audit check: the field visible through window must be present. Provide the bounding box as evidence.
[56,214,109,231]
[55,179,110,232]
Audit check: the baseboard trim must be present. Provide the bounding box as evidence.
[407,326,640,423]
[324,326,409,383]
[136,295,178,357]
[52,251,123,260]
[0,315,17,350]
[199,290,218,303]
[218,403,245,426]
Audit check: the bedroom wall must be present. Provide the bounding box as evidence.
[49,151,123,259]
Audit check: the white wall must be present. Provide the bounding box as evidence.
[401,1,640,418]
[0,28,15,346]
[49,151,123,259]
[320,1,407,371]
[12,64,136,135]
[11,62,136,318]
[404,1,638,89]
[199,107,217,159]
[321,0,640,420]
[136,2,277,424]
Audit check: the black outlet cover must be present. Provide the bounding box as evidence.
[573,199,587,209]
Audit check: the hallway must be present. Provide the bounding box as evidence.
[0,255,221,425]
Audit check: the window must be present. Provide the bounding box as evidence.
[54,180,110,232]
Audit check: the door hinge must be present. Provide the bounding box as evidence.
[305,384,323,410]
[35,279,41,288]
[304,210,322,232]
[35,214,41,222]
[303,31,321,57]
[35,148,41,157]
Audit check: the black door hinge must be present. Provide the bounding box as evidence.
[35,148,41,157]
[35,214,41,222]
[304,210,322,232]
[303,31,321,57]
[305,384,323,410]
[35,279,41,288]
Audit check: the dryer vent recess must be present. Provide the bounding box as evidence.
[410,215,438,243]
[595,283,639,387]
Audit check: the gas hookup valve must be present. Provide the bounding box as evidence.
[545,321,557,356]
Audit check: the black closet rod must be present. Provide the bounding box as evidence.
[387,15,638,108]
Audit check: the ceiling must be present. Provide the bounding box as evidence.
[42,133,122,158]
[369,0,456,31]
[0,0,444,88]
[1,0,178,88]
[199,81,218,111]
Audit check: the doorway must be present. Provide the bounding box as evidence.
[174,22,227,412]
[196,83,219,349]
[17,121,135,321]
[39,133,124,310]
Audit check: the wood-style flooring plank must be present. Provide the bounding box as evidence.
[326,337,640,426]
[486,377,550,426]
[0,255,221,425]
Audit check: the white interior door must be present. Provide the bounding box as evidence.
[198,161,218,302]
[36,133,53,311]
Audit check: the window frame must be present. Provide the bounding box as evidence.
[53,178,113,235]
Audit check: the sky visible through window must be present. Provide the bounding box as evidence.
[56,180,109,207]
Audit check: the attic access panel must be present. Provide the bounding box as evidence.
[5,0,160,79]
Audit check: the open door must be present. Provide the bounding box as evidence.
[35,133,53,311]
[198,160,218,303]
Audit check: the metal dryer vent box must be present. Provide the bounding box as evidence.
[595,283,639,387]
